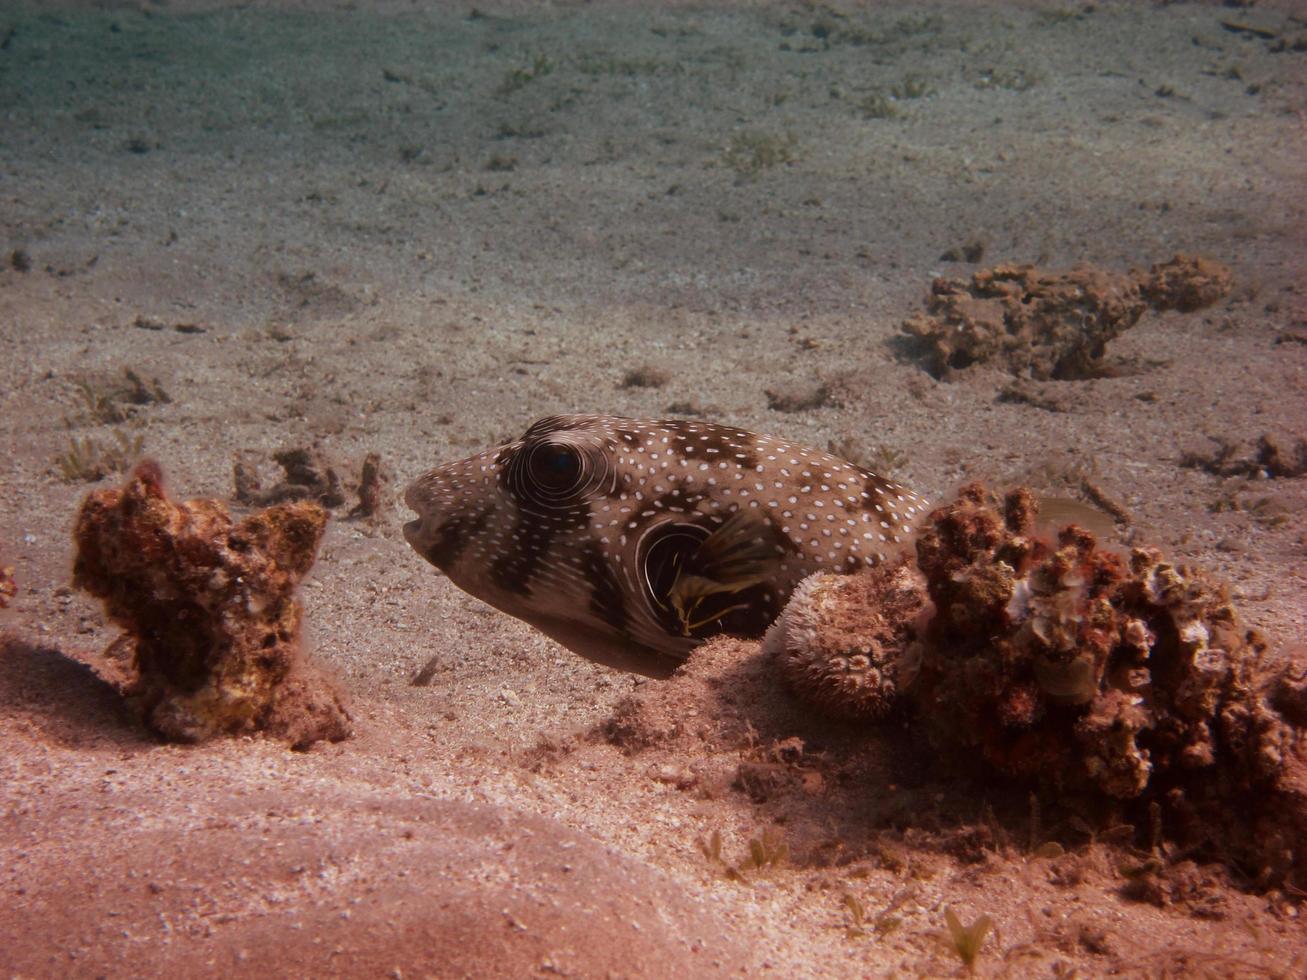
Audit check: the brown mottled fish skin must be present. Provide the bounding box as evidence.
[404,415,929,677]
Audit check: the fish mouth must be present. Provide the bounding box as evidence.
[403,479,425,515]
[402,517,424,549]
[402,481,431,550]
[402,509,448,572]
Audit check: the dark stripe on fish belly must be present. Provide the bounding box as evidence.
[425,507,495,568]
[581,539,628,634]
[491,505,591,596]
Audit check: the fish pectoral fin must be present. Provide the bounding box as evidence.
[687,510,781,586]
[666,513,782,634]
[668,573,747,621]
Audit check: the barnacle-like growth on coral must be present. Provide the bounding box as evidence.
[764,558,926,721]
[73,460,351,748]
[901,254,1232,380]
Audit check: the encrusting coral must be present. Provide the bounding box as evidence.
[908,484,1290,799]
[769,482,1305,884]
[901,254,1232,380]
[73,460,351,748]
[764,559,926,722]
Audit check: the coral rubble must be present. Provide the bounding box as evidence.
[235,446,387,516]
[1180,433,1307,479]
[1138,253,1233,313]
[908,484,1292,799]
[770,482,1304,883]
[73,460,350,748]
[233,446,346,508]
[901,254,1232,380]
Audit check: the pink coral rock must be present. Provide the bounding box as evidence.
[73,460,350,748]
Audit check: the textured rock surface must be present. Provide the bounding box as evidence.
[72,461,350,748]
[901,254,1232,380]
[766,483,1305,884]
[908,484,1293,806]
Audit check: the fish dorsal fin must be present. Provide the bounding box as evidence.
[666,511,782,634]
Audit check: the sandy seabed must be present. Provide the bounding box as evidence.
[2,1,1305,976]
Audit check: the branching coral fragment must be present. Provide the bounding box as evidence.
[73,460,351,748]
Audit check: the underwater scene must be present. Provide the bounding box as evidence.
[1,0,1305,975]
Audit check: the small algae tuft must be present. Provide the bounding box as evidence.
[721,130,798,177]
[974,65,1040,92]
[698,827,788,882]
[497,53,554,96]
[842,890,907,941]
[890,74,936,100]
[56,430,145,482]
[744,828,789,871]
[858,91,900,119]
[620,365,669,390]
[66,369,169,426]
[842,893,867,939]
[943,907,993,972]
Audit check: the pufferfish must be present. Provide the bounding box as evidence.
[403,415,929,677]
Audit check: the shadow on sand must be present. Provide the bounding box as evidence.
[0,634,149,749]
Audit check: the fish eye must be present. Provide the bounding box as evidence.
[526,442,582,492]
